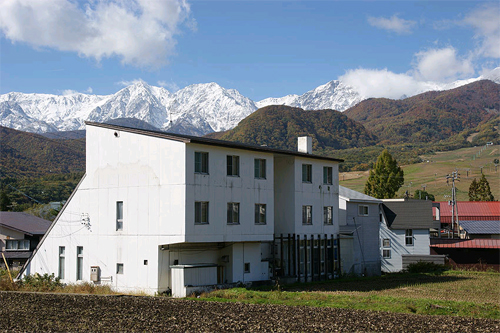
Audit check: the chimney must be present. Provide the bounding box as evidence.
[298,136,312,154]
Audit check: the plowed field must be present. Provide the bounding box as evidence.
[1,292,499,332]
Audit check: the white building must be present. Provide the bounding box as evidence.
[338,186,381,276]
[19,122,342,296]
[380,199,442,272]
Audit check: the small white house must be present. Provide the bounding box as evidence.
[19,122,342,296]
[380,199,441,272]
[338,186,381,276]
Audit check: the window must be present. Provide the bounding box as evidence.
[5,239,29,250]
[116,201,123,231]
[358,205,369,216]
[195,202,209,224]
[302,205,312,225]
[323,166,333,185]
[76,246,83,281]
[227,202,240,225]
[382,239,391,248]
[244,263,250,273]
[383,249,391,258]
[195,152,209,174]
[254,159,266,179]
[58,247,65,279]
[227,155,240,176]
[405,229,413,246]
[302,164,312,183]
[255,204,266,224]
[323,206,333,225]
[117,263,124,274]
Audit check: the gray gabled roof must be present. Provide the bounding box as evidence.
[460,220,500,235]
[0,212,51,235]
[339,186,382,203]
[381,199,434,230]
[85,121,344,163]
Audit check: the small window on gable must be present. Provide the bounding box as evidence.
[254,159,266,179]
[323,166,333,185]
[195,152,209,174]
[227,155,240,177]
[302,164,312,183]
[383,249,391,258]
[244,263,250,273]
[405,229,413,246]
[383,239,391,248]
[117,263,124,274]
[358,205,369,216]
[116,201,123,231]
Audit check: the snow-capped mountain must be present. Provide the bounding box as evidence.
[1,67,498,135]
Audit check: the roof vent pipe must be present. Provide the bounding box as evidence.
[298,136,312,154]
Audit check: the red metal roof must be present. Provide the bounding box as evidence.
[430,238,500,249]
[434,201,500,224]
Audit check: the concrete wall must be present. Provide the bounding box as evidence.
[340,201,381,276]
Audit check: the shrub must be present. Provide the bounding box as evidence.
[405,261,447,274]
[19,273,62,292]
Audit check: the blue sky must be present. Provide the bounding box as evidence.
[1,1,499,101]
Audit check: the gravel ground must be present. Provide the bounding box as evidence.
[1,291,499,332]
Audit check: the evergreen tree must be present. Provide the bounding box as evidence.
[469,174,495,201]
[364,149,404,199]
[414,190,435,201]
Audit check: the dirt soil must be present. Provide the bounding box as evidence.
[1,291,499,332]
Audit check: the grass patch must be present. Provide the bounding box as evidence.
[197,270,500,319]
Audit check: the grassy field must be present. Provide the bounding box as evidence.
[198,270,500,319]
[340,144,500,201]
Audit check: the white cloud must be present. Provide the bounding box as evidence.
[340,68,425,99]
[85,87,93,94]
[413,47,474,82]
[0,0,194,68]
[61,89,79,96]
[463,3,500,58]
[158,80,179,92]
[367,15,416,34]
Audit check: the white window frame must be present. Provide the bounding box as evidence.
[195,201,209,224]
[195,151,209,174]
[117,263,124,274]
[323,206,333,225]
[302,205,313,225]
[383,249,391,258]
[227,202,240,225]
[302,164,312,183]
[405,229,414,246]
[323,166,333,185]
[226,155,240,177]
[358,205,369,216]
[382,239,391,248]
[254,159,266,179]
[255,203,266,225]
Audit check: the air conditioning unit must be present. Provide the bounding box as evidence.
[90,266,100,283]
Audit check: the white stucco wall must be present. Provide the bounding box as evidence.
[184,144,274,243]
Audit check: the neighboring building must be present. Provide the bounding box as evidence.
[0,212,51,269]
[434,201,500,225]
[380,199,442,272]
[459,220,500,239]
[19,122,342,296]
[338,186,381,276]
